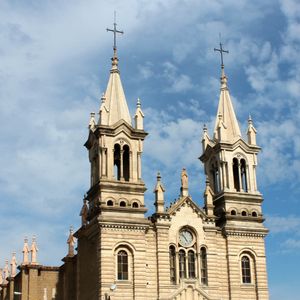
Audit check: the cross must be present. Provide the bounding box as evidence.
[214,42,229,67]
[106,12,124,54]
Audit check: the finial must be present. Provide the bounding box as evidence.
[30,235,38,265]
[248,114,252,123]
[157,171,161,181]
[137,98,141,108]
[203,124,207,132]
[88,112,96,130]
[101,93,106,103]
[214,37,229,87]
[107,11,124,66]
[22,236,30,265]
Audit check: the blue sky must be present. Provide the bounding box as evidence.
[0,0,299,298]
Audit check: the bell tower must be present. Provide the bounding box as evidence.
[84,23,148,222]
[200,43,266,232]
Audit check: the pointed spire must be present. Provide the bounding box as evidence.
[213,42,241,142]
[67,226,76,257]
[30,236,38,265]
[202,124,210,151]
[22,237,30,265]
[103,16,131,126]
[134,98,145,130]
[180,168,189,197]
[154,172,165,214]
[247,114,257,145]
[88,112,96,131]
[10,252,17,277]
[99,93,109,125]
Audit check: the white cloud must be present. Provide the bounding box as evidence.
[267,215,300,234]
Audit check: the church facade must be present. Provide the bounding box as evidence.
[0,38,269,300]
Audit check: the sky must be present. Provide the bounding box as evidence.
[0,0,299,298]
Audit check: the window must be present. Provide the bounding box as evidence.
[240,159,248,192]
[200,247,208,285]
[107,200,114,206]
[123,145,130,181]
[132,202,139,208]
[233,158,240,191]
[179,250,186,278]
[169,246,176,283]
[241,210,247,216]
[117,250,128,280]
[231,210,237,216]
[188,250,196,278]
[241,256,251,283]
[252,211,258,217]
[211,162,221,193]
[114,144,121,180]
[120,201,126,207]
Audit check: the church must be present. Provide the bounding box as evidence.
[0,23,269,300]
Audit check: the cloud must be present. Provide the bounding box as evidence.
[267,215,300,235]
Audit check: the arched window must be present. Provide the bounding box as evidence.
[233,158,240,191]
[252,211,258,217]
[107,200,114,206]
[231,209,237,216]
[200,247,208,285]
[117,250,128,280]
[211,162,221,193]
[240,159,248,192]
[120,201,126,207]
[114,144,121,180]
[132,202,139,208]
[188,250,196,278]
[241,210,247,216]
[123,145,130,181]
[179,250,186,278]
[169,246,176,283]
[241,256,251,283]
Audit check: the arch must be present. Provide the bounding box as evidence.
[230,209,237,216]
[107,200,114,206]
[238,250,257,285]
[113,144,121,180]
[132,202,139,208]
[241,255,251,283]
[241,209,248,217]
[210,160,221,193]
[119,200,127,207]
[169,245,176,284]
[200,247,208,285]
[252,211,258,217]
[123,144,130,181]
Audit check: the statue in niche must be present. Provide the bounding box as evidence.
[80,199,89,226]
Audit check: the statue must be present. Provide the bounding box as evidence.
[22,237,30,265]
[181,168,189,197]
[80,199,89,226]
[67,226,76,257]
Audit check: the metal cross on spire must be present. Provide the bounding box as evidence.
[214,36,229,67]
[106,11,124,57]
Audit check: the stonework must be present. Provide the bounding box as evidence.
[0,43,269,300]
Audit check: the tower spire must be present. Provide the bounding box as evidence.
[213,40,241,141]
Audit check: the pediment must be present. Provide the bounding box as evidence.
[167,196,206,220]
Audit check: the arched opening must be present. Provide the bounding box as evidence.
[123,145,130,181]
[231,210,237,216]
[169,246,176,284]
[241,255,251,283]
[107,200,114,206]
[240,159,248,192]
[200,247,208,285]
[211,162,220,193]
[132,202,139,208]
[241,210,247,217]
[114,144,121,180]
[120,201,126,207]
[252,211,258,217]
[117,250,128,280]
[179,250,186,279]
[233,158,240,191]
[188,250,196,278]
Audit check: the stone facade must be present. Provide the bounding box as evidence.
[0,45,269,300]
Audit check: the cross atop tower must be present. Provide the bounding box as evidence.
[106,12,124,57]
[214,41,229,67]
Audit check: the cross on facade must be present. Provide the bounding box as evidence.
[214,42,229,67]
[106,12,124,55]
